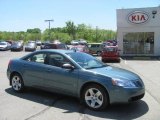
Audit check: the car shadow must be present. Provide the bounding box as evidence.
[5,87,149,119]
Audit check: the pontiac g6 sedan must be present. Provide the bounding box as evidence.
[7,50,145,110]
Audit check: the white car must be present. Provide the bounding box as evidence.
[0,41,11,51]
[71,39,87,45]
[71,40,79,45]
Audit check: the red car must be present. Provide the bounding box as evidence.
[101,46,120,62]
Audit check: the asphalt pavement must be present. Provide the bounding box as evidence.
[0,50,160,120]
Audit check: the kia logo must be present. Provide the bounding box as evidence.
[128,11,149,24]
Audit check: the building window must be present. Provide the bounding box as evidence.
[123,32,154,55]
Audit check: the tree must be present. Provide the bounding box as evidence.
[65,21,77,40]
[27,28,41,34]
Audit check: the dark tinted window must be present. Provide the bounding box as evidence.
[57,44,67,49]
[47,53,71,67]
[104,47,117,52]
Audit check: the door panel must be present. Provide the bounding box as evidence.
[44,65,79,95]
[22,62,45,87]
[43,53,79,95]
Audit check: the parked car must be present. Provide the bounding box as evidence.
[7,49,145,110]
[88,43,104,56]
[25,42,36,51]
[103,40,117,46]
[71,39,87,45]
[40,41,50,49]
[71,40,79,45]
[70,45,89,53]
[101,46,120,62]
[36,40,42,46]
[11,42,23,51]
[0,41,11,51]
[43,43,68,50]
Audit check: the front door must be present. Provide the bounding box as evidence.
[43,53,79,95]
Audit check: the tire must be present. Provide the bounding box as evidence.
[82,84,109,111]
[11,73,24,92]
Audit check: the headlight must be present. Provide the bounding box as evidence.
[112,78,136,88]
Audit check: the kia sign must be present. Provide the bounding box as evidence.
[128,11,149,24]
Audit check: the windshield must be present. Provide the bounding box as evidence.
[67,52,106,69]
[12,42,21,46]
[104,47,117,52]
[27,43,35,46]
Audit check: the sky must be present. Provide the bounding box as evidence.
[0,0,159,32]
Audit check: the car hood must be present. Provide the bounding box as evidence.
[88,66,140,81]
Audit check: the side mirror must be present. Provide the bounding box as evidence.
[62,63,74,70]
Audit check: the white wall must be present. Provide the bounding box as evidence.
[117,7,160,56]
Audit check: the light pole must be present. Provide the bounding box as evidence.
[45,19,54,40]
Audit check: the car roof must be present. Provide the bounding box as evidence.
[104,45,118,48]
[88,43,102,45]
[38,49,74,54]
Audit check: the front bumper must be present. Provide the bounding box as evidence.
[0,47,7,50]
[109,86,145,104]
[11,47,22,51]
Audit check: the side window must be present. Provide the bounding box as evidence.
[48,53,70,67]
[25,53,47,64]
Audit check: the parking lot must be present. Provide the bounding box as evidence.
[0,50,160,120]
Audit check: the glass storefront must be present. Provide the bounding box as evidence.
[123,32,154,55]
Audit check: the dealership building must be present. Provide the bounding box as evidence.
[117,7,160,56]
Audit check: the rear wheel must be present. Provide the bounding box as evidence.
[11,73,24,92]
[82,84,109,110]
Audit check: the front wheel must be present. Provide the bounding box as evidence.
[82,84,109,110]
[11,73,24,92]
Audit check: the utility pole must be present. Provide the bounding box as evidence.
[45,19,54,40]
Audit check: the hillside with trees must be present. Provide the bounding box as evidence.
[0,21,116,43]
